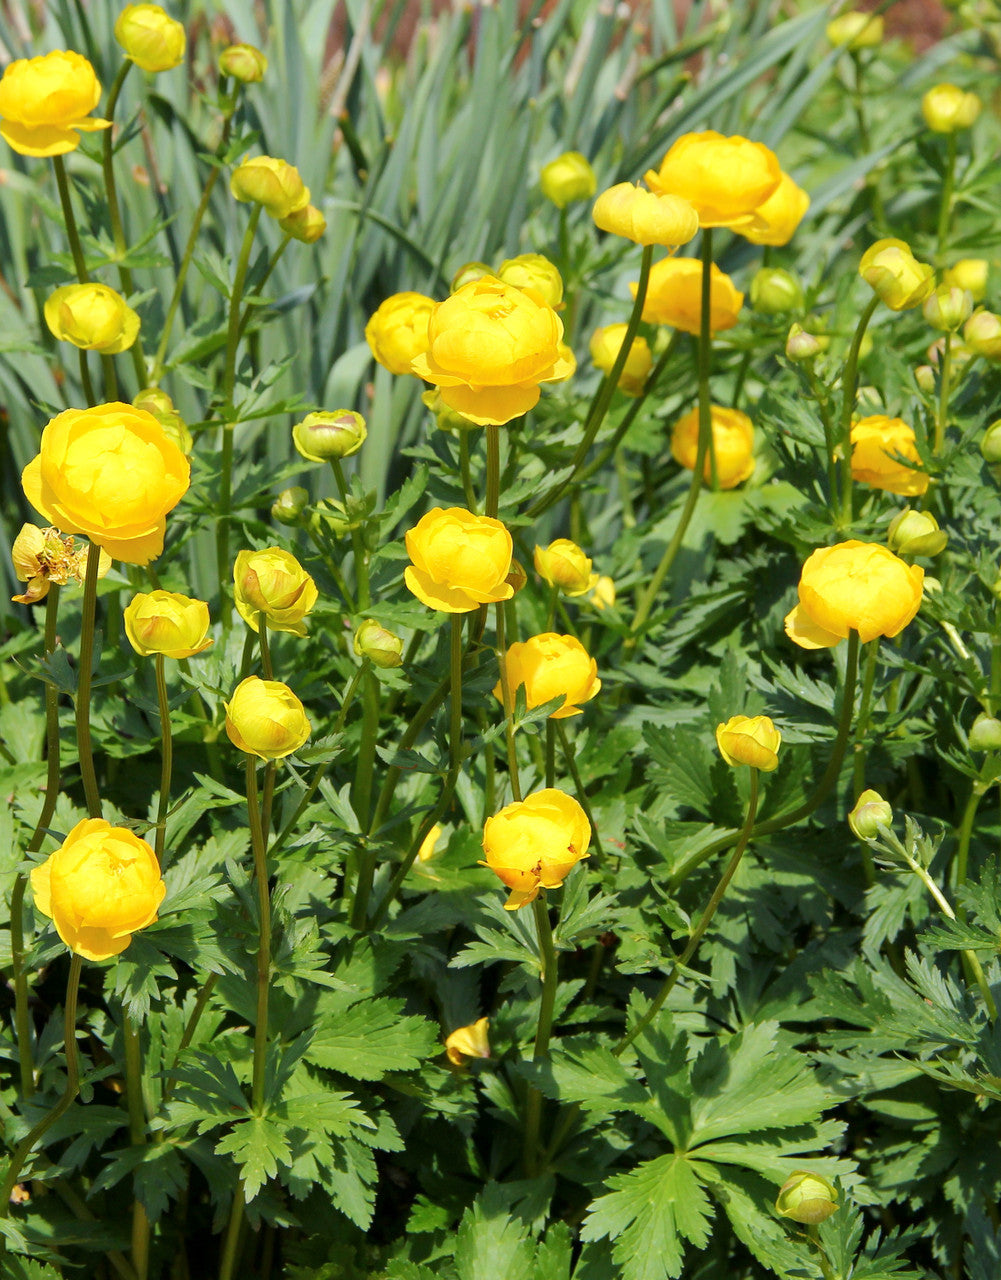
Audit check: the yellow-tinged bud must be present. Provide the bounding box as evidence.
[450,261,491,292]
[591,182,699,247]
[353,619,404,669]
[750,267,804,315]
[272,486,308,525]
[921,83,981,133]
[887,508,948,557]
[589,574,616,611]
[279,203,326,243]
[114,4,186,73]
[715,715,781,771]
[218,43,267,83]
[775,1172,839,1225]
[943,258,988,302]
[224,676,311,760]
[826,11,883,49]
[482,789,590,909]
[540,151,597,209]
[421,388,478,432]
[848,789,893,840]
[969,713,1001,752]
[418,824,442,863]
[132,386,191,454]
[785,323,822,361]
[444,1017,490,1065]
[233,547,318,636]
[124,590,213,659]
[534,539,596,597]
[497,254,564,309]
[589,323,652,396]
[981,420,1001,463]
[964,310,1001,360]
[923,284,973,332]
[230,155,309,220]
[914,364,936,394]
[859,238,934,311]
[44,283,140,354]
[292,410,367,461]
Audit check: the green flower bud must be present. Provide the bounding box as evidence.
[923,284,973,332]
[450,261,491,293]
[914,364,936,394]
[353,619,404,668]
[848,789,893,841]
[218,43,267,83]
[421,388,477,432]
[750,267,804,315]
[964,310,1001,360]
[132,386,192,454]
[981,420,1001,463]
[292,410,367,462]
[785,323,822,362]
[775,1171,839,1225]
[887,508,948,557]
[271,486,309,525]
[969,712,1001,752]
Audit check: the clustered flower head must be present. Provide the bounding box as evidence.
[482,788,591,909]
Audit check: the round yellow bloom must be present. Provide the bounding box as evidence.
[30,818,166,961]
[921,84,981,134]
[218,43,267,83]
[11,524,110,605]
[859,238,934,311]
[826,11,883,49]
[715,715,781,771]
[775,1172,839,1226]
[850,415,928,496]
[964,309,1001,360]
[124,590,212,659]
[365,292,435,375]
[591,182,698,247]
[633,257,743,334]
[233,547,318,636]
[405,507,513,613]
[21,403,189,565]
[410,277,575,426]
[494,632,601,720]
[279,203,326,243]
[589,575,616,611]
[784,541,924,649]
[943,259,988,302]
[644,131,782,232]
[534,539,595,597]
[497,254,564,309]
[482,788,590,910]
[740,172,810,247]
[589,323,652,396]
[224,676,311,760]
[292,410,366,461]
[444,1017,490,1065]
[671,405,755,490]
[114,4,186,73]
[230,155,309,220]
[0,50,110,157]
[44,283,140,354]
[540,151,596,209]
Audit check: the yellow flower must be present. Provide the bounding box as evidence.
[410,277,574,426]
[850,415,929,496]
[921,83,981,133]
[859,238,934,311]
[30,818,166,961]
[826,11,883,49]
[482,788,590,910]
[923,284,973,333]
[224,676,311,760]
[230,155,310,220]
[497,254,564,309]
[0,50,111,157]
[218,43,267,83]
[233,547,318,637]
[124,590,212,659]
[784,541,924,649]
[365,292,436,375]
[540,151,596,208]
[44,283,140,354]
[964,309,1001,360]
[633,257,743,334]
[740,172,810,247]
[671,405,755,490]
[715,715,781,771]
[644,131,782,232]
[292,410,367,461]
[494,632,601,720]
[279,203,326,243]
[417,823,443,863]
[848,789,893,840]
[132,386,191,454]
[534,539,596,597]
[405,507,513,613]
[589,575,616,611]
[943,259,988,302]
[353,619,404,669]
[589,323,652,396]
[886,508,947,557]
[114,4,186,73]
[11,523,110,605]
[444,1017,490,1065]
[21,402,189,565]
[750,268,804,315]
[775,1172,839,1225]
[591,182,698,247]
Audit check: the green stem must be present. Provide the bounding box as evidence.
[237,233,292,342]
[806,363,839,511]
[52,155,89,282]
[954,782,984,898]
[258,615,273,680]
[367,675,452,835]
[852,639,881,888]
[935,331,952,455]
[123,1017,150,1280]
[246,759,271,1112]
[154,654,173,866]
[936,132,957,266]
[485,425,501,519]
[76,542,103,819]
[851,52,886,228]
[351,665,379,834]
[523,893,559,1175]
[459,430,478,511]
[839,294,880,525]
[331,457,370,609]
[218,1183,245,1280]
[555,720,604,865]
[495,602,522,803]
[697,231,718,490]
[161,974,218,1106]
[77,349,97,406]
[545,721,556,788]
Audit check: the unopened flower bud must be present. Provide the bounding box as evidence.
[964,310,1001,360]
[421,388,477,432]
[218,43,267,83]
[497,254,564,309]
[848,789,893,840]
[132,386,191,454]
[943,258,988,302]
[589,575,616,610]
[826,11,883,49]
[534,539,595,597]
[540,151,596,209]
[775,1171,839,1225]
[279,203,326,243]
[292,410,367,461]
[922,83,981,133]
[860,238,934,311]
[353,619,404,669]
[887,508,948,557]
[969,712,1001,752]
[114,4,186,73]
[715,715,781,771]
[272,486,308,525]
[450,261,491,293]
[923,284,973,332]
[981,421,1001,463]
[914,364,936,394]
[750,267,804,315]
[230,155,309,220]
[785,323,821,361]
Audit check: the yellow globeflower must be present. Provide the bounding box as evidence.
[482,788,590,910]
[410,277,574,426]
[445,1017,490,1065]
[230,155,309,220]
[494,632,600,719]
[589,323,652,396]
[365,292,435,375]
[114,4,186,73]
[0,50,110,157]
[124,590,213,659]
[715,715,781,771]
[671,405,755,490]
[534,539,596,597]
[850,415,929,496]
[540,151,596,209]
[218,43,267,83]
[859,238,934,311]
[633,257,743,334]
[591,183,698,247]
[279,204,326,243]
[644,131,782,232]
[741,172,810,247]
[826,11,883,49]
[784,541,924,650]
[21,403,189,565]
[11,524,110,605]
[943,259,988,302]
[964,310,1001,360]
[775,1172,839,1225]
[44,283,140,354]
[921,84,981,134]
[497,254,564,309]
[30,819,166,961]
[233,547,318,636]
[405,507,513,613]
[224,677,311,760]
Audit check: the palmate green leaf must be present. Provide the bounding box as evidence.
[215,1114,293,1202]
[89,1142,187,1222]
[453,1193,536,1280]
[712,1165,810,1278]
[643,724,715,816]
[305,993,438,1080]
[513,1036,647,1114]
[3,1260,64,1280]
[580,1153,714,1280]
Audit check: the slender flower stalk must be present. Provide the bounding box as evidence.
[258,615,274,680]
[123,1018,151,1280]
[52,155,89,283]
[936,132,958,265]
[934,332,953,455]
[495,603,523,804]
[331,457,370,609]
[852,639,881,886]
[839,295,880,525]
[485,425,501,519]
[154,654,173,865]
[555,720,604,865]
[76,543,104,819]
[246,758,273,1111]
[523,894,559,1175]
